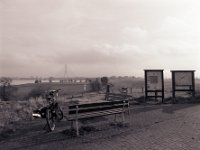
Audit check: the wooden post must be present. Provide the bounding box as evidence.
[114,114,117,123]
[155,91,157,101]
[122,101,125,124]
[128,102,130,115]
[70,121,73,130]
[105,92,108,100]
[172,71,175,100]
[122,113,125,125]
[75,105,79,136]
[192,71,195,98]
[161,71,164,103]
[144,71,147,102]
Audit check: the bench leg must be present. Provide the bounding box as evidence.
[114,114,117,123]
[70,121,73,129]
[128,103,130,116]
[75,119,79,136]
[43,123,48,130]
[121,112,125,125]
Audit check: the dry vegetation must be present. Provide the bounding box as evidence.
[0,98,45,134]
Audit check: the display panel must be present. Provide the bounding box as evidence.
[144,70,164,103]
[146,71,162,90]
[175,72,192,86]
[171,70,195,99]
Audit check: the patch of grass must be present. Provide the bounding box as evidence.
[6,83,93,100]
[134,96,146,104]
[0,98,46,133]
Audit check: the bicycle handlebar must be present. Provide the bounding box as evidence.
[45,89,61,98]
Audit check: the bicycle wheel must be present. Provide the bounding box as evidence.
[55,105,63,121]
[46,108,55,131]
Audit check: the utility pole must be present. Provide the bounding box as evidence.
[64,64,67,79]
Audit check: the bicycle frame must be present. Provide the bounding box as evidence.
[32,89,63,131]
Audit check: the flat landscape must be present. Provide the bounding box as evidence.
[2,0,200,149]
[1,78,200,150]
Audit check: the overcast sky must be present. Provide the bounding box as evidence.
[1,0,200,78]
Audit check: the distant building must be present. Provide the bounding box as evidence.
[59,78,89,84]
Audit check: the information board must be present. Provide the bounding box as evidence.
[146,71,162,90]
[144,70,164,102]
[174,72,193,86]
[171,70,195,99]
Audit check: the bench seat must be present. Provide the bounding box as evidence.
[65,100,129,136]
[67,108,125,120]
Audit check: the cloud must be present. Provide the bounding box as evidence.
[50,46,143,65]
[151,16,200,56]
[123,26,148,39]
[1,0,200,77]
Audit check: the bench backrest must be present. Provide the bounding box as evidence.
[106,93,133,101]
[68,100,129,115]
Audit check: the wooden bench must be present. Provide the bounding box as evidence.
[65,100,129,136]
[105,92,133,101]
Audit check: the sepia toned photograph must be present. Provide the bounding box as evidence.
[1,0,200,150]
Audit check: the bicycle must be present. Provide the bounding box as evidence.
[32,89,63,131]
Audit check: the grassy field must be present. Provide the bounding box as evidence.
[109,77,200,98]
[0,98,45,133]
[1,77,200,100]
[0,82,94,101]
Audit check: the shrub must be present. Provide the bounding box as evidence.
[91,79,100,91]
[26,87,44,100]
[0,77,16,101]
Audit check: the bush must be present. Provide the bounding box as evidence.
[26,87,45,100]
[101,77,108,85]
[0,98,46,135]
[0,77,13,101]
[91,79,100,91]
[0,84,17,101]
